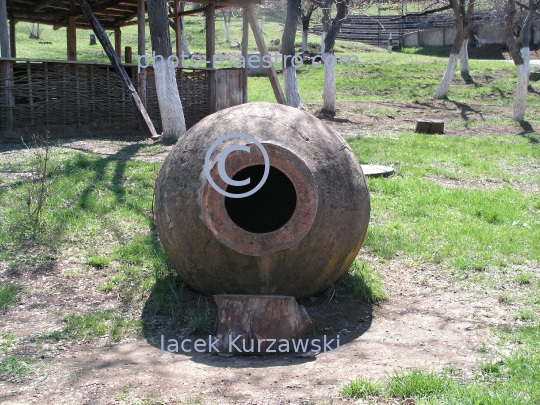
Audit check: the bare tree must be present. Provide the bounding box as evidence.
[506,0,539,120]
[148,0,186,145]
[301,0,319,52]
[435,0,475,99]
[282,0,303,108]
[321,0,348,116]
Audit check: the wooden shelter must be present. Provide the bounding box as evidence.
[0,0,285,137]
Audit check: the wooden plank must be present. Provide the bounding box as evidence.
[78,0,157,138]
[9,17,15,58]
[114,26,122,58]
[0,0,9,58]
[241,7,248,103]
[245,5,285,104]
[67,16,77,61]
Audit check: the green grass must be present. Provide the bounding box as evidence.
[342,323,540,404]
[50,310,142,342]
[347,134,540,270]
[337,260,387,304]
[87,255,110,269]
[0,284,19,313]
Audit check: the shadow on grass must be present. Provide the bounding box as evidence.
[1,141,153,277]
[518,121,539,143]
[445,100,485,126]
[140,260,380,368]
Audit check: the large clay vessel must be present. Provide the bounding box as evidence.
[154,102,370,298]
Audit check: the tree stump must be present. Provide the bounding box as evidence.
[415,119,444,134]
[214,295,312,355]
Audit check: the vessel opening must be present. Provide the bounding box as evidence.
[225,165,297,234]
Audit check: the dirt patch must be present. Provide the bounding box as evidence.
[0,249,512,404]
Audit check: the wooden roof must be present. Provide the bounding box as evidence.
[7,0,261,30]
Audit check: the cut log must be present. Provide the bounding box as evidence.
[214,295,312,355]
[415,119,444,134]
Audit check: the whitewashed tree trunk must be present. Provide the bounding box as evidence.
[322,52,336,113]
[321,31,326,55]
[459,39,469,73]
[435,53,458,99]
[513,63,528,121]
[522,46,530,74]
[154,58,186,142]
[225,21,231,42]
[284,66,303,108]
[260,17,265,32]
[181,18,190,55]
[302,30,308,52]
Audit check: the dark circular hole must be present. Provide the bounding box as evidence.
[225,165,297,234]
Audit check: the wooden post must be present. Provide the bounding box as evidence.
[79,0,157,138]
[67,16,77,61]
[9,17,15,58]
[0,0,9,57]
[241,7,248,104]
[206,4,216,113]
[246,5,285,104]
[137,0,147,109]
[125,46,132,63]
[114,27,122,58]
[1,0,13,131]
[174,0,181,57]
[206,4,215,67]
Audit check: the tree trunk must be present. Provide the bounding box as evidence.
[506,0,529,121]
[320,0,332,55]
[180,2,190,56]
[459,38,469,73]
[302,30,308,52]
[147,0,186,144]
[301,3,316,53]
[521,0,537,76]
[435,0,474,99]
[224,10,231,43]
[260,16,265,32]
[282,0,303,108]
[322,0,347,115]
[214,295,312,355]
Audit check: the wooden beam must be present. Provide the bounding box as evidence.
[114,26,122,58]
[245,4,285,104]
[9,17,15,58]
[174,0,181,57]
[241,7,248,104]
[67,16,77,61]
[31,0,56,12]
[0,0,9,57]
[78,0,157,138]
[137,0,147,109]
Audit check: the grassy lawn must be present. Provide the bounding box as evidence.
[2,17,540,403]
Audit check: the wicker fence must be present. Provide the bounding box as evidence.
[0,58,244,138]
